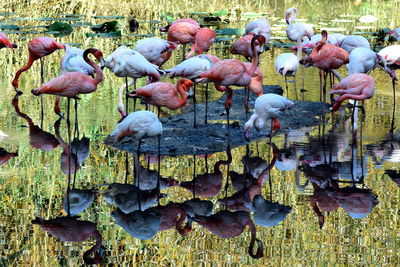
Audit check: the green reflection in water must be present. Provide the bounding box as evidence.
[0,0,399,265]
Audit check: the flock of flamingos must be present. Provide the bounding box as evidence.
[1,7,399,144]
[1,7,400,263]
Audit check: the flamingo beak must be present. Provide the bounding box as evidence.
[100,57,106,69]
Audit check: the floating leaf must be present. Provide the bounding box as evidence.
[46,22,73,33]
[212,10,227,17]
[91,21,118,33]
[215,37,234,42]
[242,12,266,18]
[0,24,20,30]
[215,28,244,36]
[189,12,209,16]
[92,15,124,19]
[86,31,121,37]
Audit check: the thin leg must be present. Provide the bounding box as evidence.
[125,153,129,184]
[157,106,161,119]
[319,70,323,102]
[193,83,197,128]
[226,107,231,147]
[205,83,208,124]
[125,77,129,114]
[133,79,137,112]
[294,77,298,100]
[205,154,208,173]
[74,98,79,138]
[284,76,288,97]
[182,44,186,61]
[301,65,305,93]
[40,58,44,128]
[192,155,196,198]
[157,135,161,204]
[244,87,249,121]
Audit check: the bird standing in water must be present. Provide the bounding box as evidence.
[198,35,266,137]
[328,73,375,112]
[244,94,294,140]
[167,21,200,60]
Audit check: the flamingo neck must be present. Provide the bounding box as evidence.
[12,54,36,88]
[213,150,232,173]
[117,83,127,117]
[247,38,261,77]
[176,81,189,106]
[312,35,327,58]
[83,49,103,86]
[83,230,103,264]
[289,9,298,25]
[247,218,264,258]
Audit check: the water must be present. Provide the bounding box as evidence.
[0,1,399,265]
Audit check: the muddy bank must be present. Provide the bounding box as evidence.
[105,85,330,156]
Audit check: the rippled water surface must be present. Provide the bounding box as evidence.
[0,0,399,266]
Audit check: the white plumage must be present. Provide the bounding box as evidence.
[165,54,214,79]
[285,7,314,42]
[135,37,176,66]
[62,189,95,216]
[111,110,162,142]
[338,35,370,54]
[104,46,132,73]
[245,18,271,41]
[389,27,400,41]
[252,195,292,227]
[274,53,299,77]
[244,94,294,138]
[60,44,95,76]
[299,33,345,54]
[378,45,400,64]
[348,47,378,75]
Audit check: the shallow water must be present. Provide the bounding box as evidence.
[0,1,400,266]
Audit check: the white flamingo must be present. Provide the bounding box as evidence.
[245,18,271,41]
[60,45,95,77]
[274,53,299,96]
[244,94,294,140]
[338,35,370,54]
[135,37,178,67]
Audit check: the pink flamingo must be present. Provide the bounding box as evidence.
[31,48,104,122]
[0,32,17,49]
[135,37,179,67]
[12,37,64,93]
[197,35,266,133]
[128,78,193,114]
[185,28,216,59]
[230,32,263,62]
[328,73,375,112]
[378,45,400,106]
[32,216,104,264]
[167,21,200,59]
[160,18,200,32]
[301,30,349,101]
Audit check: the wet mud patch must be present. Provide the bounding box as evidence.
[105,85,330,156]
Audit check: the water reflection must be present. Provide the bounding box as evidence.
[31,216,104,264]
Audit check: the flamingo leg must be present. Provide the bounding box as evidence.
[205,82,209,124]
[133,78,137,112]
[157,135,161,204]
[284,76,288,97]
[192,155,196,198]
[182,44,186,61]
[193,82,197,128]
[125,77,129,114]
[40,58,44,128]
[205,154,208,173]
[293,77,298,101]
[74,98,79,138]
[244,87,249,121]
[301,64,305,93]
[125,152,129,184]
[319,70,323,102]
[393,78,396,110]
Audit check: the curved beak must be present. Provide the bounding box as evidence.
[100,57,106,70]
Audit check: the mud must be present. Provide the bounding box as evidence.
[105,85,330,156]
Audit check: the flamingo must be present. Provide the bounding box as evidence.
[185,28,216,59]
[166,54,218,126]
[12,36,64,93]
[105,46,163,115]
[245,18,271,41]
[160,18,200,32]
[148,203,191,235]
[274,53,299,97]
[301,30,349,101]
[285,7,314,60]
[328,73,375,112]
[292,33,346,55]
[193,210,264,259]
[60,44,95,77]
[135,37,179,67]
[377,45,400,106]
[244,94,294,140]
[0,32,17,49]
[230,32,264,62]
[110,110,162,142]
[31,48,104,122]
[197,35,266,135]
[127,78,193,115]
[32,216,104,264]
[338,35,370,54]
[63,189,95,216]
[167,21,200,59]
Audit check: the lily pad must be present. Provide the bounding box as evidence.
[92,15,124,19]
[215,28,244,36]
[242,12,267,18]
[86,31,121,37]
[91,21,118,33]
[212,10,227,17]
[188,12,209,16]
[215,37,235,42]
[46,22,73,33]
[127,33,155,37]
[0,24,20,30]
